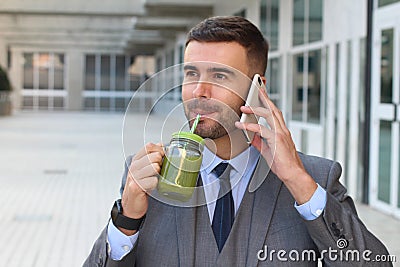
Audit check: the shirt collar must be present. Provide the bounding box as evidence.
[201,145,260,175]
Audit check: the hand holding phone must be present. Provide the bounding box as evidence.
[239,74,268,144]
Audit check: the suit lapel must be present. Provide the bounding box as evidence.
[246,157,283,267]
[175,205,197,266]
[175,175,215,266]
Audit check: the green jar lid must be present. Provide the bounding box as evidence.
[172,131,204,144]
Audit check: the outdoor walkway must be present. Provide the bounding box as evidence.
[0,111,399,266]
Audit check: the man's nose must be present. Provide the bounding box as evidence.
[192,81,212,98]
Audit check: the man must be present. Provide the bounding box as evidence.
[84,16,391,266]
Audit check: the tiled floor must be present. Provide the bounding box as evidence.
[0,111,398,266]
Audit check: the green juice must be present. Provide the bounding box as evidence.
[158,150,202,202]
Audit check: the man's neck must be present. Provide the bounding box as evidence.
[205,129,249,160]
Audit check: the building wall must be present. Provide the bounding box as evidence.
[323,0,366,42]
[321,0,367,199]
[0,0,143,14]
[0,38,7,68]
[213,0,260,23]
[0,4,144,111]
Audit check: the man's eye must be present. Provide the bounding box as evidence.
[214,73,227,80]
[185,71,199,77]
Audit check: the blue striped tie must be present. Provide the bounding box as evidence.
[212,163,234,252]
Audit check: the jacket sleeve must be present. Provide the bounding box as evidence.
[303,160,393,266]
[82,227,108,267]
[82,224,138,267]
[83,156,137,267]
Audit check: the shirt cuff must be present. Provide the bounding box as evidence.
[107,219,139,260]
[294,183,327,220]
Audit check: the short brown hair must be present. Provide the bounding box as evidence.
[186,16,269,77]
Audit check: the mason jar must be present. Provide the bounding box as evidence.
[158,131,204,202]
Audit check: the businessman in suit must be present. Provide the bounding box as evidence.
[84,16,392,266]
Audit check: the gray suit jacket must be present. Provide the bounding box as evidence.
[83,154,392,266]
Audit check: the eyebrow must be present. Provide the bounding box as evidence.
[183,65,198,71]
[208,67,236,76]
[183,64,236,76]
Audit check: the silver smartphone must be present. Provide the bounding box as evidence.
[239,74,267,144]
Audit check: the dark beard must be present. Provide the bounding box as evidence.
[184,99,241,139]
[193,119,228,139]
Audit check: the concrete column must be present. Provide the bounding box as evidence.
[0,38,7,69]
[66,50,84,110]
[9,49,23,111]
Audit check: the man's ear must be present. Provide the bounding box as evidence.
[260,76,267,85]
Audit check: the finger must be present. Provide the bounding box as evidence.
[146,151,164,165]
[235,121,275,141]
[134,176,159,192]
[131,162,161,180]
[240,105,280,132]
[236,122,276,159]
[134,143,164,161]
[251,133,274,157]
[257,88,289,134]
[134,150,164,169]
[125,173,158,193]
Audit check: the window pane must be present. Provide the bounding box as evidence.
[38,96,48,109]
[380,29,393,103]
[268,58,280,94]
[260,0,267,36]
[293,0,305,46]
[84,97,95,110]
[101,55,110,91]
[38,53,49,90]
[53,97,64,109]
[379,0,400,7]
[334,43,340,160]
[358,38,367,195]
[270,0,279,51]
[308,0,323,43]
[307,50,321,123]
[116,56,126,91]
[344,42,352,182]
[130,74,141,91]
[54,54,64,90]
[323,45,329,135]
[22,96,34,108]
[85,55,95,90]
[266,57,281,107]
[292,53,304,121]
[100,98,110,110]
[156,57,162,72]
[166,49,174,67]
[378,121,391,203]
[23,53,34,89]
[178,45,184,64]
[115,97,127,111]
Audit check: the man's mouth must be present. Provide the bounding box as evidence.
[186,100,223,122]
[191,110,217,120]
